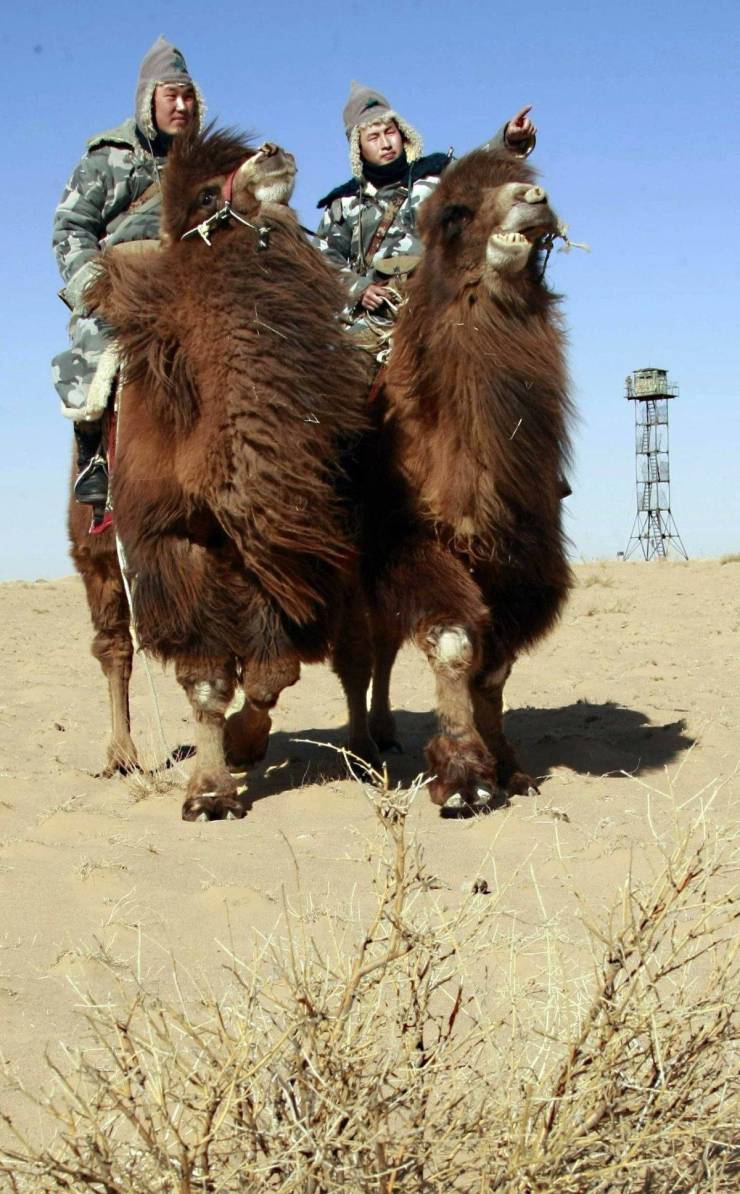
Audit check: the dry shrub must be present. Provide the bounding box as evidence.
[1,772,738,1193]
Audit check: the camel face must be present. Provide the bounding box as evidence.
[418,154,561,294]
[178,145,296,232]
[160,129,297,244]
[484,182,559,276]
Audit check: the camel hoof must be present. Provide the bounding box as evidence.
[471,785,496,811]
[439,784,506,818]
[506,770,540,797]
[345,738,382,779]
[97,755,141,779]
[440,792,469,818]
[182,790,245,822]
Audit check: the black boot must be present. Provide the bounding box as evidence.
[73,421,109,506]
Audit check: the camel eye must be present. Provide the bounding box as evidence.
[440,204,474,243]
[198,187,218,208]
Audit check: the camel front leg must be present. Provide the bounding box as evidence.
[420,623,505,815]
[176,658,243,821]
[224,653,302,769]
[471,659,539,796]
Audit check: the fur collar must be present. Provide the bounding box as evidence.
[317,152,451,209]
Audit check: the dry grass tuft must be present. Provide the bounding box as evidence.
[719,553,740,565]
[580,569,615,589]
[1,772,738,1192]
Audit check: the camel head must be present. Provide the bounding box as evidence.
[418,149,561,292]
[160,124,297,245]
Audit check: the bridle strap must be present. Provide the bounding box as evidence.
[180,154,272,248]
[221,166,239,205]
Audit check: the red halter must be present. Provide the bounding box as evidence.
[221,165,239,205]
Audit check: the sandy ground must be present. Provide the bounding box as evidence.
[0,557,738,1125]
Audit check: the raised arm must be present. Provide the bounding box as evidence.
[479,105,537,156]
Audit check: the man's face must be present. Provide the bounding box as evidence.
[359,120,403,167]
[153,83,196,135]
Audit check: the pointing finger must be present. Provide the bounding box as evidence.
[511,105,533,126]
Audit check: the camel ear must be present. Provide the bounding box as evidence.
[440,204,474,243]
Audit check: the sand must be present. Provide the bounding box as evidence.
[0,557,737,1117]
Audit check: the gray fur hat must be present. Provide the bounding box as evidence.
[343,80,423,179]
[135,35,206,139]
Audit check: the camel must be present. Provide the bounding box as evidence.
[70,126,375,820]
[362,146,574,815]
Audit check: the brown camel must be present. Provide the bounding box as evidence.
[70,126,375,820]
[362,147,574,815]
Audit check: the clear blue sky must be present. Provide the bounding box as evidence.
[2,0,738,578]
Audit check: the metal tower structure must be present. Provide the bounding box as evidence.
[623,367,688,560]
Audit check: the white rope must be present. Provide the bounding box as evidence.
[112,369,189,780]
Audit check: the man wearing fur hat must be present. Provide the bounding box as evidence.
[316,82,536,352]
[52,36,205,510]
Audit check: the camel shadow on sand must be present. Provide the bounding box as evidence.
[215,699,695,809]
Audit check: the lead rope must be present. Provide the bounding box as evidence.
[112,368,189,781]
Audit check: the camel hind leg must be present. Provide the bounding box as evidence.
[332,592,381,772]
[73,539,139,776]
[368,618,403,753]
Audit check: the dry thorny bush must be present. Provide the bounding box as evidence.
[0,767,738,1193]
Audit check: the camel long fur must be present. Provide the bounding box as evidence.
[364,147,574,809]
[73,127,374,820]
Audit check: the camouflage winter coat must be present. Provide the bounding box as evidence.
[51,120,171,415]
[53,118,167,316]
[315,123,533,321]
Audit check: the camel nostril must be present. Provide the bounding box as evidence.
[524,186,547,205]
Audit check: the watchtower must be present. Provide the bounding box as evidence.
[623,367,688,560]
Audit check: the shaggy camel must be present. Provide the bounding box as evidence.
[363,147,573,814]
[70,127,375,820]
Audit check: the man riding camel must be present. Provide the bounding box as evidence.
[52,36,204,513]
[315,81,536,356]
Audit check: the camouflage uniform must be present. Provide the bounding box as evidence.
[315,83,534,344]
[51,38,204,420]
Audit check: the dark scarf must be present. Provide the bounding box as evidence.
[317,152,451,209]
[361,150,409,189]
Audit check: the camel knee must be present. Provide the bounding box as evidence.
[424,625,477,673]
[177,662,236,717]
[91,626,133,672]
[242,655,300,709]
